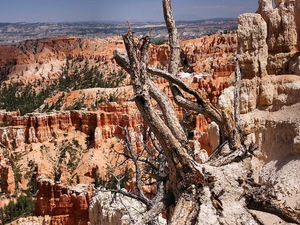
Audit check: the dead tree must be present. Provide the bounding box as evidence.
[113,0,243,223]
[106,121,169,225]
[113,0,300,224]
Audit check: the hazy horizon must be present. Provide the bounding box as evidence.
[0,0,257,23]
[0,17,238,24]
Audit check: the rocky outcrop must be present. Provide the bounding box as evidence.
[216,73,300,223]
[191,76,232,104]
[239,101,300,214]
[0,156,15,194]
[239,75,300,113]
[0,33,239,223]
[230,3,300,220]
[238,0,300,76]
[257,0,298,53]
[0,92,224,154]
[8,216,51,225]
[236,2,300,112]
[34,179,94,225]
[89,191,166,225]
[237,14,268,79]
[180,33,237,76]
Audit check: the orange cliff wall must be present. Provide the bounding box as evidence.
[0,74,231,153]
[0,101,225,155]
[0,33,237,83]
[0,108,130,149]
[34,179,94,225]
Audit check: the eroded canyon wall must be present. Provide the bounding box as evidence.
[0,33,237,86]
[33,179,93,225]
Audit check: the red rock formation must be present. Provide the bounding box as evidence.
[0,111,75,148]
[0,31,244,224]
[34,179,94,225]
[191,76,233,104]
[0,110,20,123]
[0,76,228,154]
[0,33,237,208]
[180,33,237,76]
[0,111,101,148]
[0,156,15,194]
[149,44,170,68]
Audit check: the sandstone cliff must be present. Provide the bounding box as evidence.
[219,2,300,222]
[238,0,300,77]
[0,105,131,148]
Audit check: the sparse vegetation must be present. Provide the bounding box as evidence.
[0,195,35,224]
[57,139,83,174]
[59,60,126,90]
[0,60,126,115]
[9,153,22,192]
[151,39,167,45]
[0,83,50,115]
[24,160,38,197]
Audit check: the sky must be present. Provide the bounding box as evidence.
[0,0,258,23]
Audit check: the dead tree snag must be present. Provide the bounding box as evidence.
[112,0,300,224]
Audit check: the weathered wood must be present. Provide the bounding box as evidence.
[122,126,149,205]
[147,66,242,152]
[163,0,180,75]
[246,190,300,224]
[148,80,187,145]
[119,26,202,196]
[234,58,241,129]
[169,188,201,225]
[135,192,175,225]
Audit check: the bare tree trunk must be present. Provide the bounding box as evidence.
[234,58,241,129]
